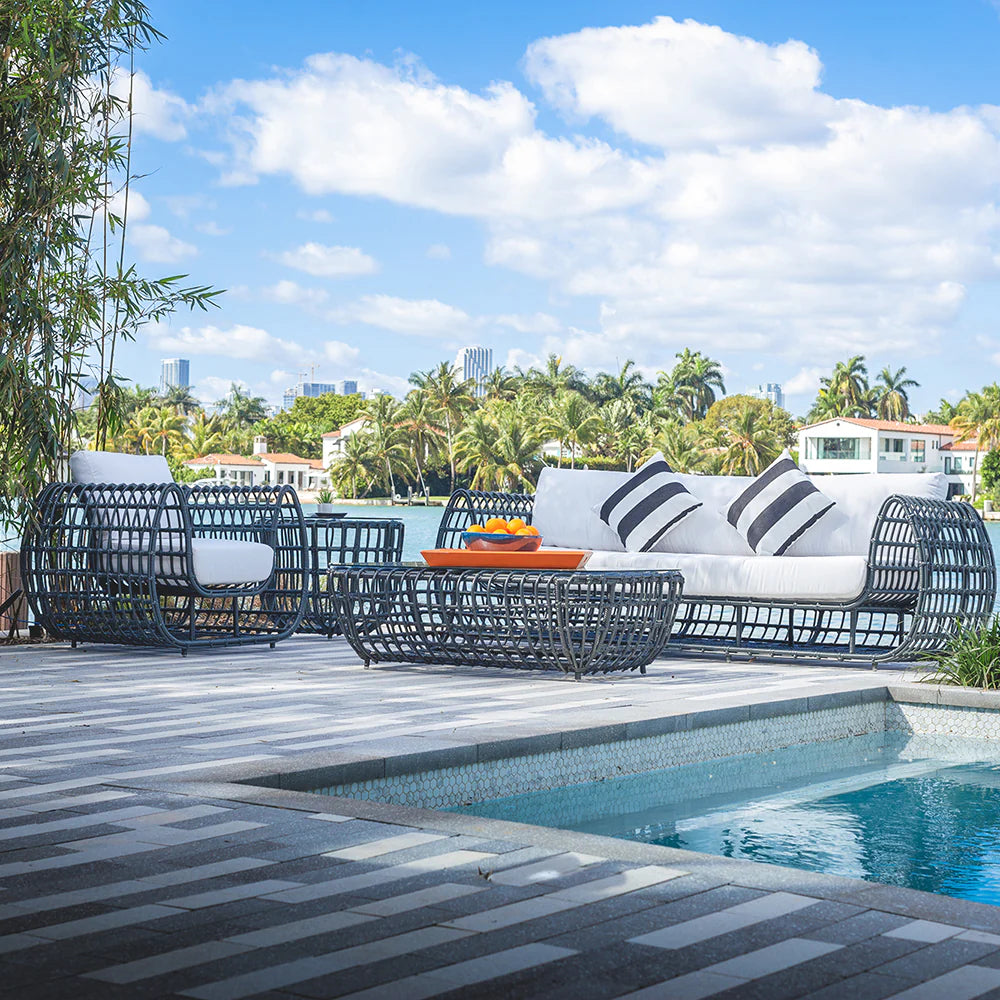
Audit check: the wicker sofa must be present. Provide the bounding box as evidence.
[437,468,997,663]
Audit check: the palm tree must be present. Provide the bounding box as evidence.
[827,355,870,415]
[456,403,543,491]
[360,394,412,496]
[133,405,187,457]
[183,410,225,458]
[397,390,445,494]
[411,363,475,493]
[662,349,726,421]
[160,385,200,415]
[650,421,706,474]
[875,366,920,421]
[332,432,378,499]
[592,360,652,412]
[950,385,1000,503]
[217,384,268,431]
[545,391,601,469]
[720,406,782,476]
[481,366,520,402]
[519,354,585,399]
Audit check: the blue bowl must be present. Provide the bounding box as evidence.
[461,531,542,552]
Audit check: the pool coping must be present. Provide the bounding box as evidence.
[139,680,1000,936]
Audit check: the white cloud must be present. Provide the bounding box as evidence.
[112,69,191,141]
[784,366,826,397]
[193,375,247,404]
[163,194,215,218]
[262,279,329,308]
[209,19,1000,369]
[148,322,303,364]
[129,224,197,263]
[324,340,361,365]
[495,312,561,334]
[332,294,474,335]
[297,208,335,223]
[195,220,230,236]
[426,243,452,259]
[277,241,379,277]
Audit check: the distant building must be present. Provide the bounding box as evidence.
[797,417,976,497]
[160,358,190,395]
[322,416,369,468]
[183,436,329,492]
[455,346,493,397]
[281,376,364,410]
[750,382,785,410]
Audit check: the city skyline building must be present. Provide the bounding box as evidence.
[159,358,190,396]
[455,345,494,397]
[282,375,363,410]
[750,382,785,410]
[335,379,359,396]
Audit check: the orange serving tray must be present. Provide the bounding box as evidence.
[420,548,592,570]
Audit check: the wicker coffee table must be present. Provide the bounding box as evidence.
[328,565,684,678]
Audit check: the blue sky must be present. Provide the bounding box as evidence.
[118,0,1000,414]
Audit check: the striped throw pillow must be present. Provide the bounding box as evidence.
[594,452,702,552]
[726,450,835,556]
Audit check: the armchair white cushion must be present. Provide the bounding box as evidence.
[70,451,174,484]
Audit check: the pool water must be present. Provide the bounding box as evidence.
[456,732,1000,904]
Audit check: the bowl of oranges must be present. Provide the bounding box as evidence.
[463,517,542,552]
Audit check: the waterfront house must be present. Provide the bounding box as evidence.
[797,417,980,496]
[184,436,329,492]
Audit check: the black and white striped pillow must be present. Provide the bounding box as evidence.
[726,450,835,556]
[594,452,702,552]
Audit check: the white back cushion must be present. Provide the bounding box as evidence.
[785,473,948,556]
[70,451,174,484]
[535,466,950,557]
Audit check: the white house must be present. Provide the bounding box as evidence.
[322,416,369,468]
[797,417,978,497]
[183,436,329,492]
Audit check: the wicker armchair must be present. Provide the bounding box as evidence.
[436,488,996,663]
[21,453,308,653]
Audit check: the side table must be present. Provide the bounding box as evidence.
[299,516,405,635]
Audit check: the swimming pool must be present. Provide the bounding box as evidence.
[455,731,1000,904]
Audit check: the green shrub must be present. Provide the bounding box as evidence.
[923,617,1000,688]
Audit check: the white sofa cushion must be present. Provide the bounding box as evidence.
[70,451,174,484]
[784,472,949,556]
[535,467,752,555]
[725,450,835,556]
[581,550,869,602]
[110,538,275,588]
[594,452,701,552]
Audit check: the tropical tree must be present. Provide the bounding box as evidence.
[160,385,200,415]
[663,349,726,421]
[0,1,220,529]
[519,354,586,400]
[183,410,225,458]
[592,360,652,412]
[456,402,543,490]
[926,398,959,424]
[875,366,920,421]
[649,421,707,474]
[360,394,412,496]
[545,391,602,469]
[397,390,445,494]
[331,432,378,499]
[131,405,186,456]
[411,362,475,493]
[719,406,783,475]
[481,366,520,402]
[216,384,268,432]
[950,385,1000,502]
[595,399,655,472]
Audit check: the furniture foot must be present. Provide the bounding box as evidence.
[364,659,370,669]
[574,670,581,682]
[71,640,77,649]
[640,665,647,674]
[181,648,188,657]
[269,641,276,649]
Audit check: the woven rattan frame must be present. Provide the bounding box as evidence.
[21,482,308,652]
[298,516,405,635]
[436,489,997,663]
[329,565,683,677]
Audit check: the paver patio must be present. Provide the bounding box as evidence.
[3,637,1000,999]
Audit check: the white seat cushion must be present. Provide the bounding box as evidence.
[187,538,274,587]
[70,451,174,484]
[578,550,869,602]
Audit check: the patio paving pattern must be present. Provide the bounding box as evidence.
[3,637,1000,998]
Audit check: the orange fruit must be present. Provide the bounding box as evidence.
[491,528,509,535]
[522,525,540,536]
[507,517,526,533]
[515,527,534,535]
[466,524,486,534]
[484,517,508,533]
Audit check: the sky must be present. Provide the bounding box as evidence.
[117,0,1000,415]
